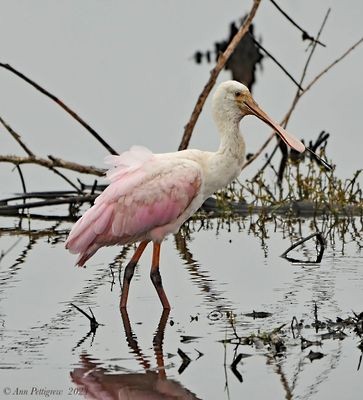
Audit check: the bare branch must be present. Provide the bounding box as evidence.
[0,63,118,155]
[47,167,83,193]
[283,9,331,127]
[14,164,27,194]
[242,25,363,172]
[250,35,304,91]
[0,194,96,212]
[282,36,363,128]
[275,8,330,182]
[304,36,363,93]
[178,0,261,150]
[1,116,84,191]
[241,133,274,171]
[0,154,105,176]
[269,0,326,47]
[0,116,34,156]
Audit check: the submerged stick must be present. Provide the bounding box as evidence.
[71,303,102,332]
[177,348,192,374]
[281,232,325,263]
[230,353,243,383]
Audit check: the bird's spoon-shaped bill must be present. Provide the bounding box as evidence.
[243,95,332,170]
[243,96,306,153]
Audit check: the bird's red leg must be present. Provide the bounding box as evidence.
[150,242,171,309]
[120,241,149,309]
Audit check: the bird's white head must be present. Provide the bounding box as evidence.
[212,81,251,123]
[212,80,305,153]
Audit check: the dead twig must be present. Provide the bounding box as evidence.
[1,116,84,191]
[0,154,105,176]
[0,116,34,156]
[283,9,331,128]
[14,164,27,194]
[0,194,96,213]
[275,8,331,183]
[304,36,363,94]
[0,62,118,155]
[269,0,326,47]
[178,0,261,150]
[249,35,304,91]
[1,191,84,202]
[47,166,83,193]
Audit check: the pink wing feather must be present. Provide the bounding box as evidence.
[65,146,201,266]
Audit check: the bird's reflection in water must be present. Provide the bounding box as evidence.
[71,309,200,399]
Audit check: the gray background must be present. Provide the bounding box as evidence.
[1,0,362,194]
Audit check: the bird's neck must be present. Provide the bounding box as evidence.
[215,117,246,165]
[202,116,246,196]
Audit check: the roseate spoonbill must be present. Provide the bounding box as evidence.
[65,80,305,309]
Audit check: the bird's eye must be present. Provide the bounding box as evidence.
[234,91,241,97]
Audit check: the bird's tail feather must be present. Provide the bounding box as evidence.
[74,244,99,267]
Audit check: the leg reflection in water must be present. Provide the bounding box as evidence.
[70,309,200,399]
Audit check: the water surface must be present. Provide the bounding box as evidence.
[0,214,362,399]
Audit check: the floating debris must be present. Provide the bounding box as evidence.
[306,350,325,362]
[244,311,272,319]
